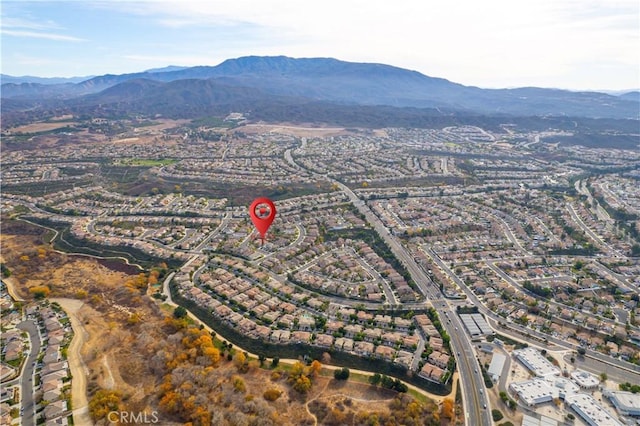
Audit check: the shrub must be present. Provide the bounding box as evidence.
[29,286,50,299]
[292,375,312,393]
[88,389,121,420]
[232,376,246,393]
[263,388,282,401]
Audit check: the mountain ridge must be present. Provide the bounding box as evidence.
[1,74,93,85]
[2,55,639,120]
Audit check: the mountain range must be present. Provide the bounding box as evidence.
[2,56,639,126]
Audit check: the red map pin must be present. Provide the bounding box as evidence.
[249,197,276,244]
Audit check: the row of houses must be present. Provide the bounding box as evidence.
[1,330,24,363]
[174,258,455,381]
[29,305,73,425]
[415,313,452,383]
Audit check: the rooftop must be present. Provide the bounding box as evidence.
[513,347,560,378]
[566,393,623,426]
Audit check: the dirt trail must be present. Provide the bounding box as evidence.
[305,377,332,425]
[102,355,115,389]
[52,298,93,426]
[3,277,25,302]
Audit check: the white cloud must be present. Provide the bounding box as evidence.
[1,14,86,42]
[1,29,86,42]
[1,16,63,31]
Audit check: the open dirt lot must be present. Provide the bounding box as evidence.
[9,122,78,133]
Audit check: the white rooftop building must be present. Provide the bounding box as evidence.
[510,379,554,406]
[604,391,640,418]
[510,376,580,407]
[549,376,580,399]
[565,393,623,426]
[513,347,560,378]
[521,414,558,426]
[571,370,600,390]
[488,352,506,382]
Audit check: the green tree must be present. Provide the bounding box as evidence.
[173,306,187,319]
[334,367,350,380]
[369,373,381,386]
[0,263,11,278]
[380,375,394,389]
[393,379,408,393]
[492,409,504,421]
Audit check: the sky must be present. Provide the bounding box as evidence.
[1,0,639,91]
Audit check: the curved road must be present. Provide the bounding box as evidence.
[16,320,40,426]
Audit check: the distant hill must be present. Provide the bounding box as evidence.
[618,91,639,102]
[2,56,639,122]
[0,74,93,85]
[1,82,80,99]
[143,65,188,73]
[68,78,291,118]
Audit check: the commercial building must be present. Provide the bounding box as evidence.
[570,370,599,390]
[565,393,623,426]
[604,391,640,418]
[513,347,560,378]
[459,313,493,336]
[548,377,579,400]
[487,352,506,382]
[510,379,554,406]
[521,414,558,426]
